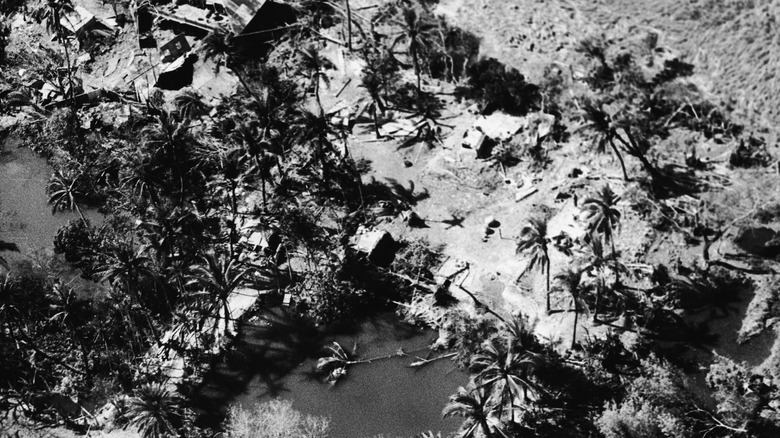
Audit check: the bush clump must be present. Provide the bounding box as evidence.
[455,58,540,115]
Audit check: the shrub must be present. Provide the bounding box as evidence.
[429,23,480,81]
[224,400,329,438]
[653,58,695,85]
[455,58,540,115]
[126,384,183,438]
[596,358,694,438]
[391,238,443,282]
[729,135,773,168]
[291,269,364,325]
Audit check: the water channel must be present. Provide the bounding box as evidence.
[196,309,468,438]
[1,139,776,437]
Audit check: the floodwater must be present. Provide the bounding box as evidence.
[0,139,102,297]
[197,309,468,438]
[0,141,87,255]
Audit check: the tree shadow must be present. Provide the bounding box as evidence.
[192,307,325,427]
[362,177,430,216]
[644,164,702,200]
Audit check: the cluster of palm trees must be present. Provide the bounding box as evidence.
[443,317,544,437]
[26,2,455,406]
[515,184,624,348]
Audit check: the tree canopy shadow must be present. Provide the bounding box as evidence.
[193,307,325,427]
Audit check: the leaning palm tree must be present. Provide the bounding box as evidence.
[442,385,497,438]
[48,170,88,228]
[581,185,621,284]
[37,0,76,104]
[554,267,585,349]
[581,102,629,180]
[516,217,551,314]
[390,6,440,92]
[126,383,182,438]
[470,337,539,422]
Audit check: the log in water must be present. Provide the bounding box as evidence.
[197,309,468,438]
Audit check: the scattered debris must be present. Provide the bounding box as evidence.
[473,112,525,141]
[60,5,96,35]
[160,34,191,63]
[515,185,538,202]
[461,127,486,150]
[151,4,229,32]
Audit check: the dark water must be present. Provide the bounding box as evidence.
[0,141,103,298]
[0,143,85,254]
[197,309,467,438]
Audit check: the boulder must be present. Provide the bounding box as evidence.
[352,229,397,266]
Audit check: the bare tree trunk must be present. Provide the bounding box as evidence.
[480,420,493,438]
[610,237,620,285]
[345,0,352,50]
[413,49,421,92]
[546,264,551,314]
[593,277,603,322]
[608,138,630,181]
[571,296,579,349]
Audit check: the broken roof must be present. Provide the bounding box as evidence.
[224,0,267,35]
[151,4,230,32]
[60,5,95,34]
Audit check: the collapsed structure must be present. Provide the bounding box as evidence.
[30,0,294,108]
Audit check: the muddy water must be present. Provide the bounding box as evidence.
[0,142,85,255]
[198,309,467,438]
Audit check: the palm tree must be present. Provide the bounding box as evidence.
[580,233,611,322]
[230,117,277,210]
[516,217,551,314]
[120,157,164,207]
[49,283,92,387]
[297,45,332,113]
[200,26,264,110]
[442,385,496,438]
[48,170,89,228]
[582,102,629,180]
[211,147,246,256]
[186,250,253,338]
[391,6,440,92]
[173,89,210,120]
[99,241,154,303]
[581,185,621,284]
[127,383,182,438]
[616,123,663,182]
[142,110,196,201]
[554,267,585,349]
[293,109,339,182]
[360,48,400,137]
[470,337,539,422]
[37,0,76,105]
